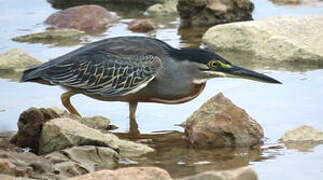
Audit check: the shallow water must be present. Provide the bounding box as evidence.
[1,0,323,179]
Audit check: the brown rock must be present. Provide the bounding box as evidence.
[178,166,258,180]
[10,107,59,154]
[177,0,254,27]
[128,19,157,32]
[185,93,263,148]
[44,5,118,33]
[0,159,16,176]
[67,167,172,180]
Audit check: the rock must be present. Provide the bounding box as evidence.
[146,0,177,15]
[280,125,323,151]
[10,107,59,154]
[178,166,258,180]
[12,29,85,45]
[185,93,263,148]
[39,118,154,156]
[0,131,23,152]
[128,19,157,32]
[44,5,118,34]
[0,159,16,176]
[177,0,254,27]
[48,0,166,6]
[0,48,42,72]
[202,15,323,66]
[269,0,301,5]
[45,146,119,178]
[0,150,55,179]
[66,167,172,180]
[0,174,34,180]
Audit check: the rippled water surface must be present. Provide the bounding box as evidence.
[1,0,323,179]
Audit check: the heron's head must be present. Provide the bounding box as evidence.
[171,49,281,84]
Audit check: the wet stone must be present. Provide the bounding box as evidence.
[44,5,118,34]
[177,0,254,27]
[185,93,264,148]
[128,19,157,32]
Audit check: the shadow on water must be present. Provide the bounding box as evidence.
[114,131,281,178]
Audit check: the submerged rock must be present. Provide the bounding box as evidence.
[12,29,85,45]
[185,93,263,148]
[146,0,178,15]
[10,107,59,154]
[48,0,166,6]
[202,15,323,66]
[45,146,119,178]
[178,166,258,180]
[66,167,172,180]
[280,125,323,151]
[39,117,154,156]
[269,0,301,5]
[177,0,254,27]
[45,5,118,33]
[128,19,157,32]
[0,48,42,72]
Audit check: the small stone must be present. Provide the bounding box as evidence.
[178,166,258,180]
[44,5,118,33]
[12,29,85,45]
[185,93,263,148]
[177,0,254,27]
[128,19,157,32]
[0,48,42,72]
[66,167,172,180]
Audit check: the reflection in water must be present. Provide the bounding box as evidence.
[114,131,269,178]
[282,141,323,152]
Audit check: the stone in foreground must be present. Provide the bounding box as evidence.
[202,15,323,65]
[10,107,59,154]
[178,166,258,180]
[177,0,254,27]
[0,48,42,72]
[45,146,119,178]
[44,5,118,33]
[12,29,85,45]
[185,93,263,148]
[66,167,172,180]
[146,0,178,15]
[39,118,154,156]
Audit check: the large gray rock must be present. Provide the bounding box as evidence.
[177,0,254,27]
[45,5,118,33]
[202,15,323,66]
[280,125,323,151]
[0,48,42,72]
[178,166,258,180]
[12,29,85,45]
[39,118,154,157]
[66,167,172,180]
[185,93,263,148]
[45,146,119,178]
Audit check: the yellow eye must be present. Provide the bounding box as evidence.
[208,60,220,68]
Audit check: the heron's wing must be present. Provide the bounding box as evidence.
[42,52,161,97]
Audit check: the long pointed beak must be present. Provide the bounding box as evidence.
[223,65,282,84]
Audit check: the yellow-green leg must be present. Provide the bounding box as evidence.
[129,102,140,135]
[61,91,81,117]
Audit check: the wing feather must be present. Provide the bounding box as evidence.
[42,52,161,97]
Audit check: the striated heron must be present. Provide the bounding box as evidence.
[21,36,281,133]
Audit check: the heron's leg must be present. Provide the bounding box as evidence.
[129,102,140,135]
[61,91,81,117]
